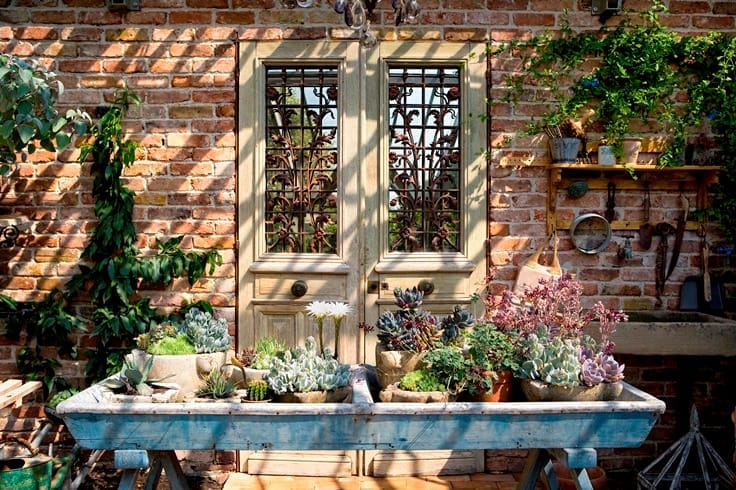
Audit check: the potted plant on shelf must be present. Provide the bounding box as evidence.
[365,287,473,389]
[130,307,232,395]
[463,322,521,402]
[487,273,626,401]
[264,336,351,403]
[497,1,700,166]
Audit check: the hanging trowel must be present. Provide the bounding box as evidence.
[666,195,689,280]
[639,182,653,250]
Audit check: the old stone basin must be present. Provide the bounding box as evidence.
[587,310,736,356]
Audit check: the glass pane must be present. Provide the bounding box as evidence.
[264,66,339,254]
[387,66,461,252]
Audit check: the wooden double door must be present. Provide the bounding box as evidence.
[237,40,488,476]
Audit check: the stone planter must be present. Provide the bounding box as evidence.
[127,349,230,395]
[378,382,453,403]
[374,343,425,389]
[273,385,352,403]
[520,379,622,402]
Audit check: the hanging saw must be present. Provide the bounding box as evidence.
[666,195,689,280]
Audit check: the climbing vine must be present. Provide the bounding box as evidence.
[3,89,223,392]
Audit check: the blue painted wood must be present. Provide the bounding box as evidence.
[114,450,149,469]
[56,372,665,490]
[57,378,664,452]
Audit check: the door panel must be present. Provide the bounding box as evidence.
[238,40,487,477]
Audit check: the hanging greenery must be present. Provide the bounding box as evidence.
[495,1,736,245]
[3,88,223,393]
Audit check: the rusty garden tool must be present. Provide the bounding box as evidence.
[655,222,675,306]
[639,182,653,250]
[666,195,689,280]
[605,182,616,222]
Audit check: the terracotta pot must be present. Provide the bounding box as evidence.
[472,370,514,402]
[546,462,607,490]
[374,343,425,389]
[621,137,642,164]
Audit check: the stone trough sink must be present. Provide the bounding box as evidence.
[587,310,736,356]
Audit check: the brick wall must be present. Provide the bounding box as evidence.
[1,0,735,482]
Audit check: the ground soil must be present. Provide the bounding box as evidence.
[75,464,224,489]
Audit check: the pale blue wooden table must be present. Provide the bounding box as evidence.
[57,369,665,490]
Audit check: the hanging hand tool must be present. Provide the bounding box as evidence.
[655,222,675,307]
[639,182,653,250]
[605,182,616,222]
[666,195,689,280]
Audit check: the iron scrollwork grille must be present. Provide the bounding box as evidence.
[387,66,462,253]
[264,66,339,254]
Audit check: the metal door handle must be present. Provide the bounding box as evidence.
[417,279,434,296]
[291,280,308,298]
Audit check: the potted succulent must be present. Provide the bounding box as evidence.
[366,287,473,389]
[264,336,351,403]
[378,345,466,403]
[100,355,179,402]
[130,307,232,394]
[463,322,521,402]
[195,367,239,402]
[488,273,626,401]
[230,336,287,386]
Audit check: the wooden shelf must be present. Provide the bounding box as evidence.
[547,165,720,234]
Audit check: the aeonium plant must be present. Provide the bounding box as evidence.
[486,273,626,389]
[362,287,474,352]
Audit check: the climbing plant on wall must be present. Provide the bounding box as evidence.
[3,89,223,392]
[495,1,736,247]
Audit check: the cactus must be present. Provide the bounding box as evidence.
[247,379,269,401]
[179,308,231,353]
[264,337,350,395]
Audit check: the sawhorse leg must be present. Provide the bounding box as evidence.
[517,448,598,490]
[114,450,190,490]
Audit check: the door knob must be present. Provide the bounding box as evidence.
[417,279,434,295]
[291,280,308,298]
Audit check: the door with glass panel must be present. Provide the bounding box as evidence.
[238,41,487,477]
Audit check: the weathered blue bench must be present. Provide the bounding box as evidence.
[56,369,665,490]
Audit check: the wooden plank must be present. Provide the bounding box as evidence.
[0,380,42,409]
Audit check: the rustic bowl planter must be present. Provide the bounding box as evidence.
[520,379,622,402]
[273,385,352,403]
[127,349,230,395]
[378,382,453,403]
[374,343,425,389]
